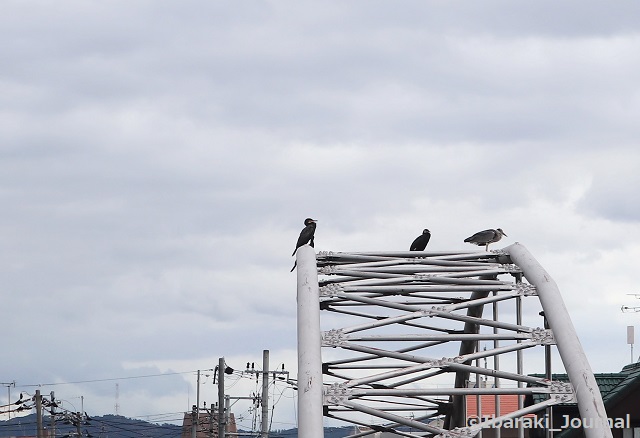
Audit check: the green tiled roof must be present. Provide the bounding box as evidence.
[529,362,640,405]
[601,362,640,405]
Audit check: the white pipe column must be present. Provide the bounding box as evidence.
[505,243,612,438]
[296,244,324,438]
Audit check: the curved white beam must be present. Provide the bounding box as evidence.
[505,243,612,438]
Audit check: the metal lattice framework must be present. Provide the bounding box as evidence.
[295,243,611,438]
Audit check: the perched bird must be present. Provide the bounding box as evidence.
[292,218,317,255]
[464,228,507,251]
[410,229,431,251]
[291,218,317,271]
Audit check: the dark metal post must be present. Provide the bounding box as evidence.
[35,390,43,438]
[261,350,269,438]
[218,358,225,438]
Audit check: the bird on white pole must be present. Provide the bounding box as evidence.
[410,229,431,251]
[464,228,507,251]
[291,218,317,271]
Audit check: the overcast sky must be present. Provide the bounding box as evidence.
[3,0,640,432]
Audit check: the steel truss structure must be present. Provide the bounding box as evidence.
[295,243,611,438]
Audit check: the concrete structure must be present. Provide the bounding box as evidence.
[180,411,237,438]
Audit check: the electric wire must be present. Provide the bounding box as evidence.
[16,370,197,388]
[3,361,301,436]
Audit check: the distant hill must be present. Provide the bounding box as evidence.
[0,414,353,438]
[261,426,353,438]
[0,413,182,438]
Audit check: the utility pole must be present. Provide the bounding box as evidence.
[217,358,225,438]
[75,413,82,438]
[1,382,15,420]
[190,404,198,438]
[50,391,56,438]
[206,402,213,438]
[243,351,290,438]
[224,396,230,438]
[192,370,200,438]
[35,390,44,438]
[212,356,287,438]
[261,350,269,438]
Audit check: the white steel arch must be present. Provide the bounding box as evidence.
[295,243,612,438]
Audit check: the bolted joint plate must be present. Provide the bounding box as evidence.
[515,283,537,296]
[531,328,555,345]
[319,284,344,297]
[324,383,352,405]
[500,263,523,273]
[549,381,576,404]
[436,427,475,438]
[322,329,346,347]
[412,357,459,368]
[431,357,459,367]
[318,265,338,275]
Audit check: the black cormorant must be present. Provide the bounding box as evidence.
[410,229,431,251]
[291,218,317,271]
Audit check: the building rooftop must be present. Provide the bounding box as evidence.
[528,362,640,406]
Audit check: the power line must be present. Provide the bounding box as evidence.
[16,370,198,388]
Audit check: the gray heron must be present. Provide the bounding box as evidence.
[464,228,507,251]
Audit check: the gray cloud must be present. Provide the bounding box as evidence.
[2,0,640,428]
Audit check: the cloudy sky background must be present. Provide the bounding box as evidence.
[3,0,640,431]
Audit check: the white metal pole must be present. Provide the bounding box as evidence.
[505,243,612,438]
[515,286,525,438]
[493,295,501,438]
[627,326,634,364]
[296,244,324,438]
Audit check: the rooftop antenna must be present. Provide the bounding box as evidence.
[621,293,640,313]
[1,382,15,420]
